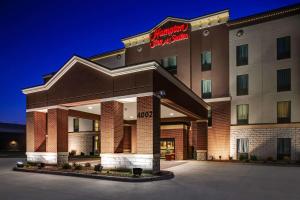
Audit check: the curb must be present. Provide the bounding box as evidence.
[13,167,174,182]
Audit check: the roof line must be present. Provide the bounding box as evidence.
[121,9,229,42]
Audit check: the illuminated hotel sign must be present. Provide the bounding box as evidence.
[150,23,189,48]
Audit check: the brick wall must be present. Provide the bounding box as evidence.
[161,126,188,160]
[68,132,98,155]
[208,101,230,160]
[100,101,124,153]
[47,108,68,152]
[230,126,300,160]
[26,112,47,152]
[136,96,160,154]
[123,126,131,152]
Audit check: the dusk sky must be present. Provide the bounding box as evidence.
[0,0,299,124]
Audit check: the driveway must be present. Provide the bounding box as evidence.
[1,158,300,200]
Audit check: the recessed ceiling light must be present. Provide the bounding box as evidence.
[129,116,134,119]
[88,106,93,110]
[169,113,174,116]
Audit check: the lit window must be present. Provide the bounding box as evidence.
[236,44,248,66]
[237,104,249,124]
[161,56,177,74]
[237,138,249,159]
[201,80,212,99]
[93,120,100,132]
[277,101,291,123]
[201,51,212,71]
[277,36,290,60]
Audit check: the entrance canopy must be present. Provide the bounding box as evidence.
[23,56,208,120]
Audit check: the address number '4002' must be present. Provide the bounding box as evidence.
[137,111,153,118]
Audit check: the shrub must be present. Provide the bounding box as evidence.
[37,163,46,169]
[94,164,103,172]
[228,156,233,160]
[132,168,143,177]
[85,163,91,168]
[69,150,76,156]
[80,152,85,156]
[239,154,246,161]
[74,164,83,170]
[218,156,222,160]
[250,155,258,161]
[267,156,274,161]
[62,163,72,169]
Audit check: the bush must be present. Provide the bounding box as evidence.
[69,150,76,156]
[250,155,258,161]
[74,164,83,170]
[94,164,103,172]
[80,152,85,156]
[132,168,143,177]
[37,163,46,169]
[228,156,233,160]
[85,163,91,168]
[62,163,72,169]
[239,154,246,161]
[267,156,274,161]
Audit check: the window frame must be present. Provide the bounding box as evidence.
[277,101,291,123]
[201,51,212,71]
[277,36,291,60]
[237,74,249,96]
[73,118,79,132]
[201,80,212,99]
[277,68,291,92]
[236,44,248,66]
[161,56,177,75]
[236,104,249,125]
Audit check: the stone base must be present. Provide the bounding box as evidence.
[100,153,160,174]
[196,150,207,161]
[26,152,69,165]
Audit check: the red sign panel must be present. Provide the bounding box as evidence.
[150,23,189,48]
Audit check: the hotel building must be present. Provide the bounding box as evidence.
[22,4,300,172]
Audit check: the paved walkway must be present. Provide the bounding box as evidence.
[1,158,300,200]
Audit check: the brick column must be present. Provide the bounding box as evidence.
[100,101,124,153]
[136,95,160,173]
[26,112,47,152]
[47,108,68,164]
[191,121,208,160]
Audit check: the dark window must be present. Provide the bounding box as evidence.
[277,101,291,123]
[208,108,212,127]
[237,104,249,125]
[277,138,291,160]
[236,44,248,66]
[237,138,249,159]
[161,56,177,75]
[277,36,291,60]
[277,68,291,92]
[237,74,248,96]
[73,118,79,132]
[93,120,99,132]
[201,80,212,99]
[201,51,212,71]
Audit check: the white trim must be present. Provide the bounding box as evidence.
[22,56,159,94]
[204,97,231,103]
[26,105,69,113]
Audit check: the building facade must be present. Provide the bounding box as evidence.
[22,4,300,172]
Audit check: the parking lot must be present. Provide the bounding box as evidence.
[1,158,300,200]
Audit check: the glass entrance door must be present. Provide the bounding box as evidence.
[160,138,175,159]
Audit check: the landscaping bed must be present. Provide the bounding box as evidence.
[13,163,174,182]
[206,159,300,167]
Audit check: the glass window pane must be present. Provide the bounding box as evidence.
[201,51,212,71]
[237,74,248,96]
[201,80,212,99]
[277,36,291,60]
[277,101,291,123]
[236,44,248,66]
[237,104,249,124]
[161,56,177,74]
[277,68,291,92]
